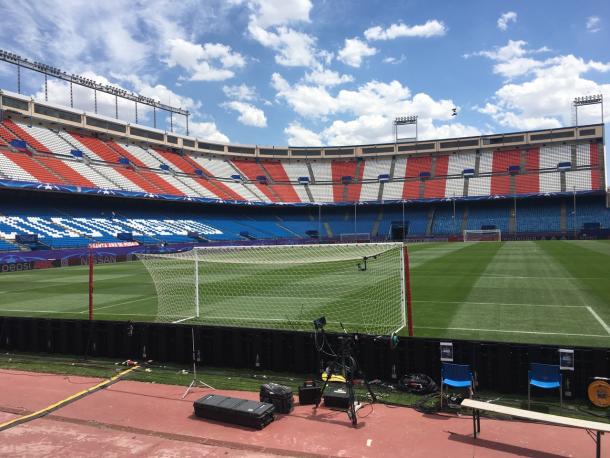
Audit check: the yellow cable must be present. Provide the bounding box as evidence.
[0,365,138,431]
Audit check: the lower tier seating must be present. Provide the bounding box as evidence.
[0,193,608,252]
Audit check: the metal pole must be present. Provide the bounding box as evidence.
[88,248,94,321]
[453,196,456,234]
[194,249,199,318]
[403,246,414,337]
[17,63,20,94]
[94,89,97,114]
[170,110,173,132]
[573,187,577,239]
[318,205,322,239]
[514,195,517,234]
[115,95,118,119]
[135,101,138,124]
[575,105,578,127]
[186,113,189,136]
[70,82,73,107]
[153,107,157,128]
[44,74,48,101]
[415,119,418,141]
[402,200,405,241]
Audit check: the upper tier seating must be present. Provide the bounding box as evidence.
[0,120,602,204]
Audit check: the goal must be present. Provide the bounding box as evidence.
[137,243,411,336]
[463,229,502,242]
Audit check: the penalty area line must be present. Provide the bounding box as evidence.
[416,300,585,308]
[78,295,157,314]
[586,306,610,335]
[415,326,610,338]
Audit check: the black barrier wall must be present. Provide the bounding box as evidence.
[0,316,609,398]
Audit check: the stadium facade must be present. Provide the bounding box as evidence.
[0,88,607,252]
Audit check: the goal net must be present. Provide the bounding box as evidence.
[463,229,502,242]
[137,243,407,335]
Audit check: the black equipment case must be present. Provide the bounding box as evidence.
[323,384,351,409]
[193,394,275,429]
[298,380,322,405]
[260,383,294,414]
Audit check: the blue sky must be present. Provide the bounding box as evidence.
[0,0,608,148]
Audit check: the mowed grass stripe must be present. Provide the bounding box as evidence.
[445,242,605,341]
[539,240,610,332]
[411,242,503,332]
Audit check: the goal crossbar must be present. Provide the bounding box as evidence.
[463,229,502,242]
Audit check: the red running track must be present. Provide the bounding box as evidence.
[0,369,606,457]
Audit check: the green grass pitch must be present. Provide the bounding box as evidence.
[0,240,609,348]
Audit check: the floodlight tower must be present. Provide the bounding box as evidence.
[572,94,604,126]
[393,115,418,143]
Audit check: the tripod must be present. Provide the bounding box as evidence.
[182,327,214,399]
[314,333,376,426]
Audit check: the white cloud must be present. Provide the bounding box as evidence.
[586,16,601,33]
[473,42,610,130]
[337,38,377,68]
[303,68,353,87]
[383,55,406,65]
[497,12,517,31]
[178,118,229,143]
[273,74,459,122]
[466,40,551,79]
[222,84,257,101]
[364,20,447,40]
[245,0,312,28]
[223,101,267,127]
[0,0,210,74]
[272,73,339,118]
[165,38,245,81]
[248,24,319,67]
[284,122,322,146]
[244,0,324,68]
[273,73,479,145]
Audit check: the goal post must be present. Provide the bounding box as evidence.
[137,243,411,336]
[463,229,502,242]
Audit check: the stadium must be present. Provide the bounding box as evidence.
[0,2,609,456]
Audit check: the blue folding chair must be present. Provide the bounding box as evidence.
[528,363,562,409]
[441,363,474,407]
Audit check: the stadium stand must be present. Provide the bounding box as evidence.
[0,94,605,251]
[0,115,603,205]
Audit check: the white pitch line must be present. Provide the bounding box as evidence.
[416,300,585,308]
[415,326,609,338]
[0,308,171,318]
[78,295,157,313]
[586,306,610,335]
[172,316,197,324]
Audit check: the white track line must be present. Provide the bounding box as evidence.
[416,300,585,308]
[415,326,609,338]
[586,306,610,335]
